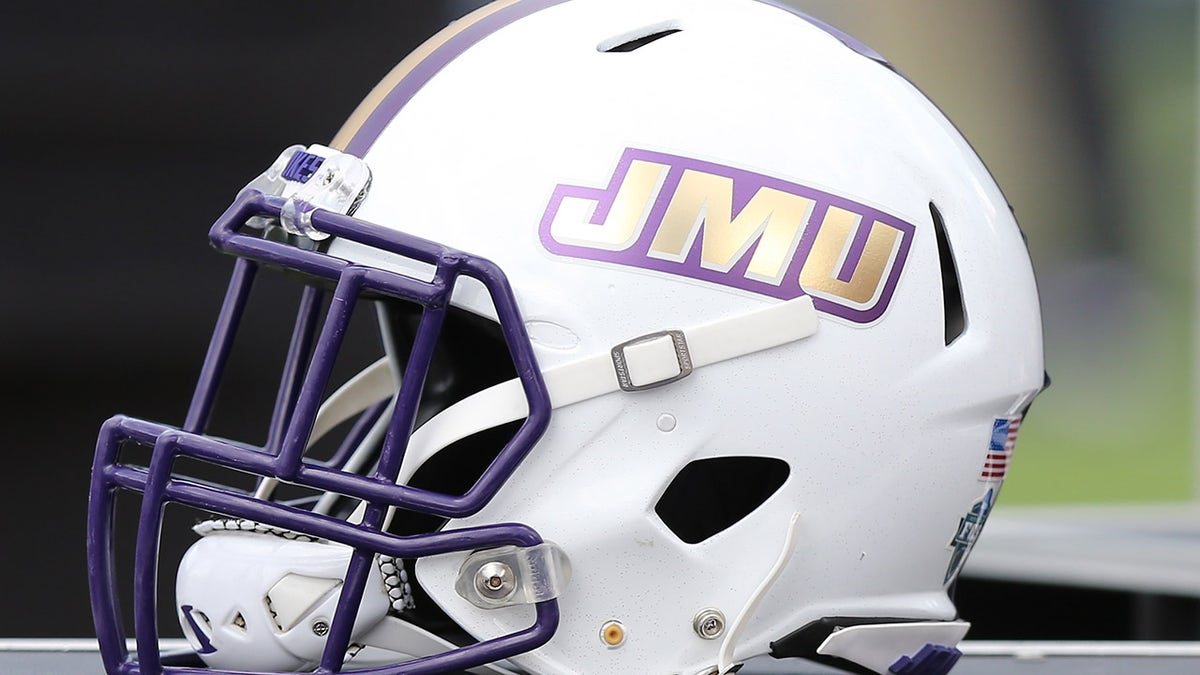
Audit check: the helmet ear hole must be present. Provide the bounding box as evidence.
[655,456,790,544]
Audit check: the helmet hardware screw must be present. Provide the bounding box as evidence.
[311,620,330,637]
[693,608,726,640]
[474,561,516,600]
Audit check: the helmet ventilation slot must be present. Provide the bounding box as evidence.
[931,202,967,345]
[655,456,789,544]
[599,22,682,53]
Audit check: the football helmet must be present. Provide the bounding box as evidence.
[88,1,1045,674]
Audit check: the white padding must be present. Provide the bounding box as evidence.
[265,574,342,632]
[309,356,396,444]
[816,620,971,674]
[623,334,683,387]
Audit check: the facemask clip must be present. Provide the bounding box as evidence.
[244,144,373,240]
[454,543,572,610]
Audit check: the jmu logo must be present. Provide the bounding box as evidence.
[538,148,915,323]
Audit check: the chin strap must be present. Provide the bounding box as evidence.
[290,294,818,526]
[264,295,817,508]
[391,295,819,493]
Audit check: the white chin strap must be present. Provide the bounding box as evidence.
[280,295,818,526]
[332,295,819,526]
[279,295,818,498]
[395,295,819,487]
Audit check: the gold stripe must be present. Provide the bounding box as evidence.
[330,0,526,151]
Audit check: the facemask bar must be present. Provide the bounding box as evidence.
[88,188,557,675]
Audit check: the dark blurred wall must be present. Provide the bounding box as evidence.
[0,0,486,637]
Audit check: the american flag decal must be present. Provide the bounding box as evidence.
[981,416,1021,480]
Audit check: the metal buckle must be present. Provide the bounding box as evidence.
[610,329,693,392]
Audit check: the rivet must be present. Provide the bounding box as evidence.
[311,619,330,637]
[656,413,677,432]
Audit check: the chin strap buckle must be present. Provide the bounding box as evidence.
[611,329,693,392]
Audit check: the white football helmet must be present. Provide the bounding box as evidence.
[88,1,1044,674]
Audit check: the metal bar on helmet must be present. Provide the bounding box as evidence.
[130,429,190,675]
[161,472,541,556]
[321,542,377,671]
[263,285,326,455]
[276,270,366,478]
[320,502,390,672]
[182,258,257,435]
[307,202,451,267]
[354,601,559,675]
[464,257,553,508]
[87,417,140,675]
[116,404,532,521]
[375,266,455,484]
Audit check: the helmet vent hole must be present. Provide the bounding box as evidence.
[655,456,789,544]
[599,22,682,53]
[192,609,211,629]
[931,202,967,345]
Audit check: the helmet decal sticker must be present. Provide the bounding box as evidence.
[944,488,994,585]
[981,416,1022,481]
[539,148,915,323]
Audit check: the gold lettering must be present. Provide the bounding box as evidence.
[799,206,901,306]
[649,170,814,284]
[548,160,668,251]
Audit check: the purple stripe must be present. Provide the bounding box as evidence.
[343,0,570,157]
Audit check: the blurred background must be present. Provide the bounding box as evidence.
[0,0,1195,644]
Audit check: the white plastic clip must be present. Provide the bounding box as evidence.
[244,144,372,240]
[280,152,372,240]
[454,543,572,610]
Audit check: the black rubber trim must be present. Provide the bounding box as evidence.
[770,616,926,674]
